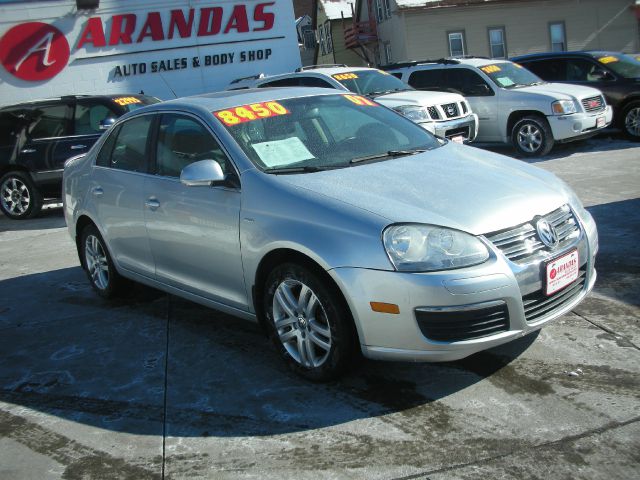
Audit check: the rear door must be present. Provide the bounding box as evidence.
[143,112,246,309]
[66,98,121,158]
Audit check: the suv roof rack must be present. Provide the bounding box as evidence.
[295,64,347,72]
[229,73,266,84]
[448,55,490,60]
[379,58,460,70]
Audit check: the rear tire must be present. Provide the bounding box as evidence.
[263,262,355,381]
[80,224,125,299]
[511,115,554,157]
[0,171,43,219]
[621,101,640,141]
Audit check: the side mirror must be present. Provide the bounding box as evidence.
[180,159,225,187]
[99,117,116,130]
[470,84,492,96]
[590,69,613,81]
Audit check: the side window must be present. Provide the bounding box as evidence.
[0,110,19,147]
[446,69,493,96]
[299,76,334,88]
[27,104,70,139]
[74,101,118,135]
[259,77,301,88]
[109,115,153,172]
[565,58,604,82]
[521,59,565,81]
[155,114,229,178]
[96,125,120,167]
[408,69,444,90]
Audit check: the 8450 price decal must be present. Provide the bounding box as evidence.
[214,102,290,126]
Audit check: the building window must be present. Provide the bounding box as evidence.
[318,25,326,55]
[303,29,315,50]
[375,0,384,23]
[383,0,391,19]
[324,22,333,54]
[550,22,566,52]
[488,27,506,59]
[384,42,392,64]
[448,31,465,57]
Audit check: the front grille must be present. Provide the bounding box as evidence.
[485,205,580,264]
[445,126,470,139]
[416,302,509,342]
[441,102,459,118]
[581,95,605,113]
[523,268,586,323]
[427,106,440,119]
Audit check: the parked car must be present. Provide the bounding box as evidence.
[512,51,640,141]
[384,57,613,156]
[0,94,160,219]
[64,88,598,381]
[227,65,479,144]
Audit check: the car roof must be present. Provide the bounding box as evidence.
[0,93,154,110]
[142,87,342,112]
[511,51,622,61]
[293,66,378,75]
[384,57,513,71]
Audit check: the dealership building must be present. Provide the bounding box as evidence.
[0,0,301,105]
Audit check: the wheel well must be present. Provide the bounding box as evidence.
[252,248,359,343]
[0,165,30,179]
[506,110,546,138]
[75,215,95,266]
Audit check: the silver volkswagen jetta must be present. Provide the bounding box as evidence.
[63,88,598,381]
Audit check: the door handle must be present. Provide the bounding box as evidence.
[70,144,87,150]
[145,198,160,210]
[91,186,103,196]
[20,148,36,154]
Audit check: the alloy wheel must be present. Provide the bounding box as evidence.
[517,124,542,153]
[272,279,332,368]
[85,234,110,290]
[1,176,31,216]
[625,107,640,137]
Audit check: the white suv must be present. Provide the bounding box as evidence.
[227,65,479,143]
[386,58,613,156]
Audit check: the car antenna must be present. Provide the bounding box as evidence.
[159,74,178,98]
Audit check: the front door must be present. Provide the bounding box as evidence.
[143,113,247,310]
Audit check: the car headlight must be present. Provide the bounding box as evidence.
[552,100,577,115]
[383,224,490,272]
[393,105,431,122]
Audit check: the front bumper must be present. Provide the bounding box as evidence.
[419,113,479,142]
[328,208,598,362]
[548,106,613,141]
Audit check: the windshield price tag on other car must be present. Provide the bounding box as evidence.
[333,73,359,80]
[343,95,377,107]
[545,249,579,296]
[481,65,502,74]
[214,102,290,126]
[114,96,142,106]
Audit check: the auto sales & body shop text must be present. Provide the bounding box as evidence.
[0,0,301,103]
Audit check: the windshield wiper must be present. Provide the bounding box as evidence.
[350,149,427,164]
[263,165,327,174]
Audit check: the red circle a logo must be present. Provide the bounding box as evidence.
[0,22,70,81]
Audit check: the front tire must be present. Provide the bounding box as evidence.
[621,101,640,141]
[0,171,43,219]
[263,263,355,381]
[511,115,554,157]
[80,224,124,299]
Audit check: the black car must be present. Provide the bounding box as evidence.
[0,94,159,219]
[511,51,640,141]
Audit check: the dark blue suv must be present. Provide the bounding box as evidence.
[512,51,640,141]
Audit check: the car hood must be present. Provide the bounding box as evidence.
[516,82,603,100]
[375,89,464,107]
[275,143,567,235]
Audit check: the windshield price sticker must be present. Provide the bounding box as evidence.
[480,65,502,74]
[214,102,290,126]
[598,56,619,64]
[545,249,579,296]
[333,73,359,80]
[343,95,377,106]
[114,96,142,106]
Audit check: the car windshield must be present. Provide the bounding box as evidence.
[214,93,441,172]
[111,95,160,113]
[333,70,414,96]
[480,62,544,88]
[597,54,640,79]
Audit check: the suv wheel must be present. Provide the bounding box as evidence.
[80,224,125,298]
[622,101,640,141]
[511,115,554,157]
[0,171,43,219]
[263,262,355,381]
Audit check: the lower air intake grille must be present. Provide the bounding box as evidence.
[416,302,509,342]
[523,268,586,323]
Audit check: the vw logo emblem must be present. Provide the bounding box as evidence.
[536,219,559,248]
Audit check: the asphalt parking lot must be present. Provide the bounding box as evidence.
[1,133,638,480]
